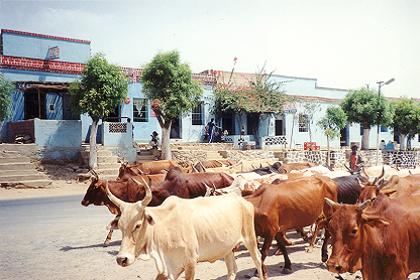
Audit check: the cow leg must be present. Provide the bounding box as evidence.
[224,252,238,280]
[155,274,168,280]
[305,222,320,252]
[321,228,330,262]
[242,238,265,280]
[257,235,274,278]
[184,262,196,280]
[277,239,292,274]
[103,229,113,247]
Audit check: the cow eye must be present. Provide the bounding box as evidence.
[350,228,358,236]
[134,223,141,231]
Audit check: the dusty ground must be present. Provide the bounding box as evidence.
[1,164,419,280]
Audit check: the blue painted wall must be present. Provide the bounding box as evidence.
[1,68,80,83]
[2,32,90,63]
[34,119,81,147]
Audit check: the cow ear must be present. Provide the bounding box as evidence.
[361,213,390,227]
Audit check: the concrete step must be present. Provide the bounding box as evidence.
[0,173,48,182]
[0,162,36,171]
[95,168,119,176]
[0,157,31,164]
[0,179,52,188]
[0,170,38,176]
[0,144,38,153]
[96,163,121,169]
[97,156,119,164]
[98,174,119,181]
[82,149,113,157]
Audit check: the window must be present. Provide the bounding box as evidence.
[133,98,148,122]
[191,102,204,125]
[380,125,388,132]
[298,114,309,132]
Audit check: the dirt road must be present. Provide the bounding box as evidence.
[1,194,419,280]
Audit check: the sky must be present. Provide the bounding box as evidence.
[1,0,419,98]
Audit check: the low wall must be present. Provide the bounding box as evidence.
[34,119,82,148]
[220,150,276,162]
[102,122,133,147]
[277,150,347,168]
[171,142,234,151]
[360,150,420,169]
[171,150,207,164]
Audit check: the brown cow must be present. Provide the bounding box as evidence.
[325,193,420,279]
[245,176,338,276]
[273,161,316,174]
[82,167,233,245]
[117,160,179,178]
[358,169,420,203]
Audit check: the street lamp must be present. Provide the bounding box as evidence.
[376,78,395,164]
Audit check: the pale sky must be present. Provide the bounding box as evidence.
[1,0,419,98]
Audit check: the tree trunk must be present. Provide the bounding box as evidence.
[361,127,370,150]
[309,124,312,142]
[89,119,99,169]
[326,136,330,168]
[160,121,172,160]
[400,134,407,150]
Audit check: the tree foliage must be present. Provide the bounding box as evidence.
[391,98,420,138]
[318,106,348,140]
[213,68,287,115]
[141,50,203,159]
[0,74,14,121]
[141,50,203,125]
[70,53,128,121]
[341,87,392,128]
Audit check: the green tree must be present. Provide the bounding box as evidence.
[213,67,287,141]
[391,98,420,150]
[341,87,392,150]
[141,51,203,159]
[70,54,128,169]
[318,106,347,167]
[0,74,14,121]
[303,101,321,142]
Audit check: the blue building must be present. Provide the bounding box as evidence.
[1,29,419,158]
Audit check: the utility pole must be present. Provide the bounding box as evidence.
[375,78,395,165]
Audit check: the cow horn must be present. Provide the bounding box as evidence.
[356,177,365,188]
[203,183,212,197]
[373,166,385,186]
[357,199,372,211]
[90,169,99,179]
[409,170,412,175]
[376,178,386,191]
[192,164,199,173]
[343,164,351,172]
[105,180,127,210]
[324,198,339,208]
[200,162,207,172]
[361,166,369,180]
[132,177,152,207]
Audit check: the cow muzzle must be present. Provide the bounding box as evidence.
[116,254,134,267]
[81,200,90,206]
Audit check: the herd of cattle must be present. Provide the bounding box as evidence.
[80,159,420,280]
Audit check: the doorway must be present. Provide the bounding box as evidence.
[340,125,349,146]
[247,114,259,136]
[222,113,234,135]
[275,119,284,136]
[24,89,45,119]
[170,118,181,139]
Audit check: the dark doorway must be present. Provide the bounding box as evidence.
[170,118,181,139]
[247,114,259,135]
[275,119,284,135]
[394,130,400,144]
[340,125,349,146]
[24,89,45,119]
[222,113,234,135]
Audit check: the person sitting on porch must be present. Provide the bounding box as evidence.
[385,140,395,151]
[150,131,159,149]
[349,145,363,172]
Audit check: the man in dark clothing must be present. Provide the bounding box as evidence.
[206,118,216,143]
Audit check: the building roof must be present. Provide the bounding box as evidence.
[1,29,91,44]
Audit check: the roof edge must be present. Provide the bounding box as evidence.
[1,29,91,44]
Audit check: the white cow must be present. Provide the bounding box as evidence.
[106,179,265,280]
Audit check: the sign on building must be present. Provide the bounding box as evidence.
[47,46,60,60]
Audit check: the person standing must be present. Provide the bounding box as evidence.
[206,118,216,143]
[349,145,363,172]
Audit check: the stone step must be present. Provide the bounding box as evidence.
[97,156,119,164]
[0,157,31,164]
[0,179,52,188]
[96,163,121,169]
[0,170,38,176]
[98,174,120,181]
[95,168,119,176]
[0,162,36,171]
[82,149,113,157]
[0,173,49,182]
[0,143,38,153]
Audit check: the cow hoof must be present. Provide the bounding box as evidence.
[322,253,329,263]
[103,240,111,247]
[305,246,313,253]
[281,268,292,274]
